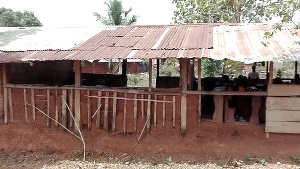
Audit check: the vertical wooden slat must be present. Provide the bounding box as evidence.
[8,88,13,122]
[180,58,188,135]
[198,59,202,124]
[147,59,152,131]
[62,90,67,128]
[69,90,73,128]
[163,95,166,126]
[146,94,151,131]
[104,91,109,131]
[24,89,28,123]
[153,95,157,126]
[123,93,127,135]
[269,61,274,85]
[87,90,91,130]
[96,91,101,128]
[112,91,117,131]
[55,89,58,126]
[172,96,176,128]
[141,94,144,119]
[74,60,81,131]
[3,63,8,124]
[133,93,137,132]
[47,89,50,126]
[31,88,35,122]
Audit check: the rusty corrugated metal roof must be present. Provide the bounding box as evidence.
[202,24,300,63]
[0,27,117,52]
[2,24,299,63]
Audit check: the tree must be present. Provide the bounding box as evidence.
[93,0,137,25]
[173,0,300,77]
[0,7,42,27]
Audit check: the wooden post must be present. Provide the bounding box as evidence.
[172,96,176,128]
[55,89,58,126]
[153,95,157,127]
[24,89,28,122]
[112,91,117,131]
[147,59,152,132]
[62,90,67,128]
[3,63,8,124]
[122,59,127,86]
[266,61,274,138]
[47,89,50,126]
[141,94,144,119]
[31,88,35,121]
[163,95,166,126]
[74,60,81,131]
[69,90,73,128]
[87,90,91,130]
[180,58,188,135]
[8,88,13,122]
[156,59,160,78]
[134,94,138,131]
[123,92,127,135]
[104,91,109,131]
[198,59,202,124]
[96,91,101,128]
[295,61,298,76]
[268,61,274,85]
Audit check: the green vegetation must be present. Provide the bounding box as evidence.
[0,7,42,27]
[93,0,137,25]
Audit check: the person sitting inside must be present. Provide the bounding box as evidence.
[248,66,259,79]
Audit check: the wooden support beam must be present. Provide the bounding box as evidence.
[146,94,151,131]
[47,89,50,126]
[156,59,160,78]
[112,91,117,131]
[8,88,13,122]
[74,60,81,131]
[153,95,157,127]
[180,58,188,135]
[62,90,67,128]
[295,61,298,75]
[122,59,127,85]
[141,94,144,119]
[69,90,73,128]
[96,91,101,128]
[31,88,35,121]
[87,90,91,130]
[104,91,109,131]
[134,94,138,132]
[24,89,28,123]
[163,95,166,126]
[197,59,202,124]
[3,63,8,124]
[147,59,153,132]
[268,61,274,85]
[123,93,127,135]
[55,89,58,126]
[172,96,175,128]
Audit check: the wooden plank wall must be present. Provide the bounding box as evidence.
[266,85,300,134]
[4,86,178,135]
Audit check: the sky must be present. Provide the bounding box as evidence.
[0,0,176,27]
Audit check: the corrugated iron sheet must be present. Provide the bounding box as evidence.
[202,24,300,63]
[0,27,117,51]
[2,24,299,63]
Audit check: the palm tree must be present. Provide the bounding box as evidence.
[93,0,137,25]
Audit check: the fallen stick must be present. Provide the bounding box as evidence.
[130,117,150,151]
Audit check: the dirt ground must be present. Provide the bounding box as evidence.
[0,121,300,168]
